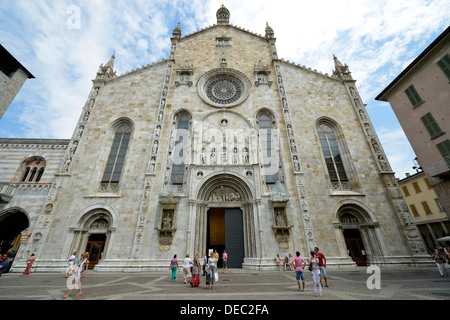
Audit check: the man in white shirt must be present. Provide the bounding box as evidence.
[65,251,77,278]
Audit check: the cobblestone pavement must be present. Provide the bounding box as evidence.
[0,266,449,302]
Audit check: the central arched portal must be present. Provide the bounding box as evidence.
[194,174,257,268]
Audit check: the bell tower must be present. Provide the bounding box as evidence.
[217,5,230,25]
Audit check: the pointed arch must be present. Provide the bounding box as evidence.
[315,117,359,191]
[101,117,134,191]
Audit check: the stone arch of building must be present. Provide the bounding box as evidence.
[66,204,118,263]
[193,172,258,261]
[0,206,30,254]
[332,200,387,264]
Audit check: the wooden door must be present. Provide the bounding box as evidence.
[344,230,367,266]
[85,234,106,269]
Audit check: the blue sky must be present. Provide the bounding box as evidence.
[0,0,449,179]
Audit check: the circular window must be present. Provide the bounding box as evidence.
[198,69,250,108]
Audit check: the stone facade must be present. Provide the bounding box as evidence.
[1,6,432,272]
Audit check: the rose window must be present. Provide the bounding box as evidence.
[198,69,251,108]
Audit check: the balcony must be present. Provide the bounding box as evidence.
[425,155,450,178]
[0,182,18,203]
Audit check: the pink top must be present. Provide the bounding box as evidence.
[223,253,227,261]
[293,256,304,271]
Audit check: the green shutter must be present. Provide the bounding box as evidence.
[436,140,450,157]
[405,85,423,108]
[421,113,443,139]
[437,54,450,81]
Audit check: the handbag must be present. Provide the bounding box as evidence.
[215,272,219,282]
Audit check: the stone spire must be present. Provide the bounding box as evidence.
[172,21,181,39]
[95,53,116,81]
[332,55,353,81]
[216,5,230,25]
[104,52,115,69]
[265,22,274,39]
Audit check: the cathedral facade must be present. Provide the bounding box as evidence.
[1,6,431,272]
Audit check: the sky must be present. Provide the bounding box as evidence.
[0,0,449,179]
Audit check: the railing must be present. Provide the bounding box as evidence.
[425,155,450,178]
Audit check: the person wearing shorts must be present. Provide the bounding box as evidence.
[314,247,328,287]
[222,250,228,274]
[292,251,306,291]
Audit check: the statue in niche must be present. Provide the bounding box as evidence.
[293,156,300,172]
[200,149,207,165]
[152,141,159,154]
[275,210,286,226]
[371,139,380,153]
[242,148,249,164]
[222,147,227,164]
[378,155,389,171]
[210,148,217,165]
[287,125,293,137]
[149,157,156,173]
[232,148,238,164]
[70,141,78,154]
[155,125,161,138]
[162,212,173,230]
[77,125,84,138]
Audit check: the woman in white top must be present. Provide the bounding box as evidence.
[183,254,193,284]
[207,252,216,290]
[309,251,322,297]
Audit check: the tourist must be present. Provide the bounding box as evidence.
[20,253,35,277]
[207,251,217,290]
[170,254,178,282]
[222,250,228,274]
[293,251,306,291]
[310,251,322,297]
[202,252,208,276]
[183,254,193,284]
[65,251,77,278]
[432,248,448,277]
[0,254,10,278]
[314,247,329,287]
[214,250,219,267]
[288,253,294,271]
[62,253,89,299]
[190,252,201,287]
[274,253,282,271]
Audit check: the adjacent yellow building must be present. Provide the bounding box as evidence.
[399,171,449,252]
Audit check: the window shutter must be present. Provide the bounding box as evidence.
[437,54,450,81]
[405,85,423,107]
[421,113,443,139]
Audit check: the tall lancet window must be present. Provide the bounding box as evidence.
[257,111,278,184]
[170,112,191,185]
[317,123,349,189]
[101,119,133,191]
